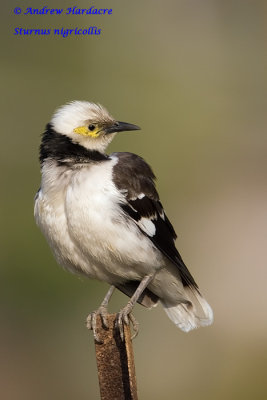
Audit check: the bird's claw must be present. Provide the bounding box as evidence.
[129,313,139,340]
[87,303,139,342]
[116,308,139,341]
[86,305,109,343]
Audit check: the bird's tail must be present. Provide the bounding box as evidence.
[161,287,213,332]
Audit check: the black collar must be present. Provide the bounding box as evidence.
[40,124,109,166]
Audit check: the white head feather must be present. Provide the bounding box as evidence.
[51,101,116,152]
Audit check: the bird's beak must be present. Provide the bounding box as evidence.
[105,121,141,134]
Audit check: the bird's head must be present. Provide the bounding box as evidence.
[51,101,140,152]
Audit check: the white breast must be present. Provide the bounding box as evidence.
[35,158,164,284]
[34,161,91,276]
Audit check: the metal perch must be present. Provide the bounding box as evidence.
[91,314,138,400]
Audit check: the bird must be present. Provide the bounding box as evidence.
[34,100,213,341]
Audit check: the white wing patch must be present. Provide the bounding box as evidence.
[138,217,156,237]
[159,210,165,220]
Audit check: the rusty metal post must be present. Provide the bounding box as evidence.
[93,314,138,400]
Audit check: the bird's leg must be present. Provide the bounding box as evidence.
[87,285,115,342]
[117,273,156,340]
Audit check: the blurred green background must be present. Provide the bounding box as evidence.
[1,1,267,399]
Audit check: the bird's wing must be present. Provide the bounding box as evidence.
[111,152,198,290]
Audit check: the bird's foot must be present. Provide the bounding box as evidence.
[116,302,139,341]
[86,305,109,343]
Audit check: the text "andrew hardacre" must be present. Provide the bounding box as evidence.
[23,6,113,15]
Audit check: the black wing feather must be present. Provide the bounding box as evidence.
[112,152,198,290]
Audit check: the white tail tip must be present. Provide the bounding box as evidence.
[162,290,213,332]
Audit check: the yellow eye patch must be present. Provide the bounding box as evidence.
[73,126,100,138]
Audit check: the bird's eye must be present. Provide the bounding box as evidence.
[89,124,95,131]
